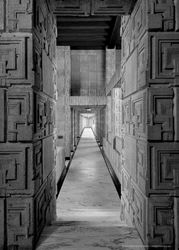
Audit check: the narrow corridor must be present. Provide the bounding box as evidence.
[36,128,144,250]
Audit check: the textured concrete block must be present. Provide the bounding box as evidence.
[7,197,34,248]
[34,0,57,62]
[7,0,33,32]
[131,90,147,139]
[136,140,147,194]
[149,142,179,192]
[42,49,55,98]
[0,144,33,196]
[7,87,33,142]
[137,34,148,88]
[0,34,33,86]
[148,0,174,31]
[43,136,54,180]
[123,136,137,181]
[121,0,147,63]
[148,196,174,246]
[131,187,147,242]
[149,33,179,83]
[34,93,54,139]
[122,97,131,135]
[33,141,43,192]
[34,171,56,239]
[148,88,174,141]
[121,49,138,96]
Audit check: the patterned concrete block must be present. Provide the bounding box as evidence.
[0,34,33,86]
[0,144,34,196]
[148,142,179,192]
[7,0,33,32]
[148,196,174,246]
[7,197,34,249]
[149,33,179,83]
[148,87,174,141]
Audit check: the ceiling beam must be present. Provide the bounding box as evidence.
[57,29,109,35]
[57,17,112,22]
[57,36,107,42]
[58,25,110,30]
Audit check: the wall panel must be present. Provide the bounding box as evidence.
[0,0,57,248]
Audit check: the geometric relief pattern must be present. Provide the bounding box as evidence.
[122,97,131,135]
[149,33,179,83]
[136,140,147,194]
[131,91,147,138]
[7,0,33,32]
[149,143,179,191]
[7,198,34,248]
[34,93,54,139]
[148,196,174,246]
[34,171,56,240]
[0,35,33,86]
[148,0,175,31]
[132,189,147,242]
[121,0,147,63]
[34,0,57,62]
[7,87,33,142]
[122,90,147,138]
[148,88,174,141]
[33,141,43,192]
[0,144,33,196]
[33,34,43,91]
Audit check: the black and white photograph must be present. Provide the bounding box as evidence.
[0,0,179,249]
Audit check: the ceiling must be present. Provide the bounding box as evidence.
[54,0,136,50]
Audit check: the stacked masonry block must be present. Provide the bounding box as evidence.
[0,0,57,249]
[120,0,179,248]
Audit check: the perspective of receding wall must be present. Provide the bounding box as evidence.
[120,0,179,248]
[56,46,71,158]
[103,0,179,248]
[0,0,57,248]
[103,47,122,182]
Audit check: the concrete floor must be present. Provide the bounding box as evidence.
[36,128,144,250]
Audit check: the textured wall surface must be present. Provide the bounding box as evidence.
[56,46,71,158]
[103,0,179,248]
[71,50,105,96]
[103,88,122,182]
[0,0,57,249]
[119,0,179,248]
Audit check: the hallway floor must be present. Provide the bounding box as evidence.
[36,128,144,250]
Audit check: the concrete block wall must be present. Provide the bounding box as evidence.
[120,0,179,248]
[103,88,122,182]
[56,46,71,158]
[0,0,57,248]
[94,108,105,145]
[71,50,105,96]
[103,47,123,182]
